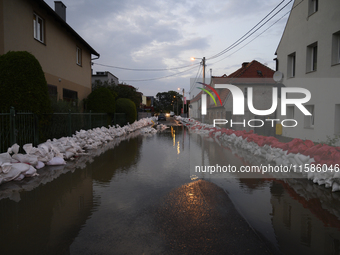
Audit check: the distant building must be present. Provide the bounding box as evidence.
[141,96,154,112]
[0,0,100,106]
[190,60,277,135]
[92,71,119,87]
[275,0,340,143]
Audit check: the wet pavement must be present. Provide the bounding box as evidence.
[0,124,340,254]
[156,179,270,254]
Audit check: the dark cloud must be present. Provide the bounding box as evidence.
[43,0,291,96]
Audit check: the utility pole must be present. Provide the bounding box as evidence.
[182,88,184,117]
[202,57,206,123]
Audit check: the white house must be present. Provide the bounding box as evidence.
[275,0,340,143]
[92,71,119,87]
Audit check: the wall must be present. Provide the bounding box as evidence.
[1,0,94,104]
[276,0,340,143]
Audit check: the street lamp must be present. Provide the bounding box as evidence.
[191,57,206,84]
[178,87,185,117]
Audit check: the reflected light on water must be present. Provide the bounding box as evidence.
[177,141,180,154]
[171,126,176,147]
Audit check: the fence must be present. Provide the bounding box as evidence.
[0,108,126,153]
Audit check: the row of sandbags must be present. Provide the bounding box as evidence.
[0,128,150,202]
[0,117,161,185]
[177,117,340,192]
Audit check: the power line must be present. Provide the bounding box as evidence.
[209,0,304,66]
[120,65,199,82]
[93,62,200,71]
[207,0,292,60]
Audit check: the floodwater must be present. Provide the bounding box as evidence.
[0,125,340,254]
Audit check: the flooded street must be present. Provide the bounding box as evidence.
[1,124,340,254]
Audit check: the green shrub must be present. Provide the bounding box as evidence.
[116,98,137,124]
[0,51,51,113]
[50,97,80,113]
[86,87,116,114]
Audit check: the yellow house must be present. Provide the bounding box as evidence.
[0,0,100,105]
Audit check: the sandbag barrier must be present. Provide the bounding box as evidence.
[176,116,340,192]
[0,117,167,185]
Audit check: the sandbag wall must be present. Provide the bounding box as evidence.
[177,117,340,192]
[0,117,165,185]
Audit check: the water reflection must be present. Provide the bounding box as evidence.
[0,166,93,255]
[0,129,155,255]
[189,129,340,254]
[1,125,340,254]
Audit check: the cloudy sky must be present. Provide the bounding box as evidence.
[45,0,293,98]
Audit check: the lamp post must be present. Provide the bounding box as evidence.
[191,57,206,122]
[178,87,185,117]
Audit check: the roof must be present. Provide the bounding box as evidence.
[213,60,275,83]
[275,0,297,55]
[191,60,276,108]
[35,0,100,57]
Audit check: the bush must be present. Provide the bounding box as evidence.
[116,98,137,124]
[86,87,116,114]
[0,51,51,113]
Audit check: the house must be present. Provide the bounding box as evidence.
[275,0,340,143]
[0,0,100,106]
[92,71,119,88]
[190,60,277,135]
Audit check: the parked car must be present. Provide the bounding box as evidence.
[158,113,166,121]
[170,111,175,117]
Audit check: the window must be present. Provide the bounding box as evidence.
[334,105,340,134]
[48,85,58,97]
[287,106,295,119]
[332,31,340,65]
[304,105,315,128]
[308,0,318,16]
[287,52,296,78]
[33,13,44,43]
[76,47,82,66]
[63,88,78,103]
[306,42,317,72]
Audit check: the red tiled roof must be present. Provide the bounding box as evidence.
[213,60,275,82]
[190,60,276,108]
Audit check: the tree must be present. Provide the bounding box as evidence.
[86,87,116,114]
[156,90,182,114]
[91,80,141,111]
[0,51,51,113]
[113,84,141,110]
[116,98,137,124]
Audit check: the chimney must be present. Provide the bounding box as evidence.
[55,1,66,22]
[242,62,249,68]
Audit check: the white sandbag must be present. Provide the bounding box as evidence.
[64,151,75,159]
[24,165,38,177]
[14,174,25,181]
[35,161,45,169]
[294,154,304,166]
[23,143,33,154]
[296,153,310,164]
[46,157,66,166]
[0,153,12,165]
[12,153,38,166]
[0,163,28,184]
[11,163,30,173]
[7,143,20,154]
[332,182,340,192]
[1,163,12,174]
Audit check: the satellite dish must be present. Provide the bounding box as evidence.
[273,71,283,82]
